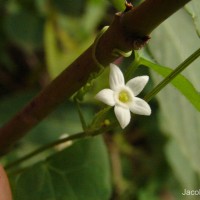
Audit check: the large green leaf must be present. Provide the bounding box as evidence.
[165,140,200,200]
[148,8,200,184]
[10,137,111,200]
[165,140,198,191]
[185,0,200,37]
[140,58,200,111]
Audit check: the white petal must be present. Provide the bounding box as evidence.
[129,97,151,115]
[114,106,131,129]
[109,63,125,91]
[95,89,115,106]
[126,76,149,96]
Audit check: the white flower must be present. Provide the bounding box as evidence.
[95,63,151,129]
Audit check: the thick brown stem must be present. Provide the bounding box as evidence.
[122,0,190,36]
[0,0,190,155]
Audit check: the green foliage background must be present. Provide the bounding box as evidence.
[0,0,200,199]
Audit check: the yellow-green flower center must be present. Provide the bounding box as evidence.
[118,91,130,103]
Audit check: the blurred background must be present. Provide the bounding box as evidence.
[0,0,200,200]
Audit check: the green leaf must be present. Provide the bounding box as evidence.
[10,137,111,200]
[4,11,44,48]
[148,8,200,185]
[140,58,200,111]
[185,0,200,37]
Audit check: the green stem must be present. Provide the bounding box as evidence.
[4,132,85,171]
[144,47,200,102]
[125,51,140,81]
[5,123,116,171]
[74,98,87,131]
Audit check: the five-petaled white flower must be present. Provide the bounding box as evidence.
[95,63,151,129]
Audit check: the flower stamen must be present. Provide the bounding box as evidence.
[119,91,130,103]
